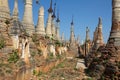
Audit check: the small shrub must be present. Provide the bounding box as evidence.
[33,69,37,76]
[37,49,42,56]
[45,35,49,39]
[37,71,43,76]
[74,67,77,71]
[55,40,62,46]
[48,53,54,59]
[0,38,5,49]
[8,50,19,63]
[5,20,10,25]
[57,62,65,68]
[32,34,38,42]
[31,52,36,57]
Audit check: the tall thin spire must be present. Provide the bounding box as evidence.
[13,0,19,20]
[51,2,56,38]
[48,0,53,13]
[56,9,60,40]
[52,3,56,18]
[56,9,60,22]
[70,16,75,46]
[86,27,90,41]
[97,17,103,44]
[98,17,102,25]
[71,16,74,32]
[46,0,53,36]
[71,15,74,25]
[93,17,104,49]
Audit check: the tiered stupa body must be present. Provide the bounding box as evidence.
[0,0,13,53]
[46,0,53,37]
[22,0,34,35]
[36,6,45,35]
[0,0,10,21]
[108,0,120,46]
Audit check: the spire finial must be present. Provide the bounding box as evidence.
[71,15,74,25]
[52,2,56,18]
[48,0,53,13]
[56,9,60,22]
[99,17,102,25]
[86,27,90,41]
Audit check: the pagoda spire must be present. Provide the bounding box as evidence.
[13,0,19,20]
[98,17,102,26]
[52,3,56,18]
[56,9,60,22]
[51,2,57,38]
[93,17,104,50]
[56,9,60,40]
[70,16,75,46]
[86,27,90,41]
[71,15,74,25]
[46,0,53,36]
[71,15,74,32]
[48,0,53,13]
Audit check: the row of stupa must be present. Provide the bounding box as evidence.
[0,0,61,40]
[0,0,120,48]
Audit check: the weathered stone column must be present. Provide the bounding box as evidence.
[36,6,45,35]
[108,0,120,46]
[22,0,34,35]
